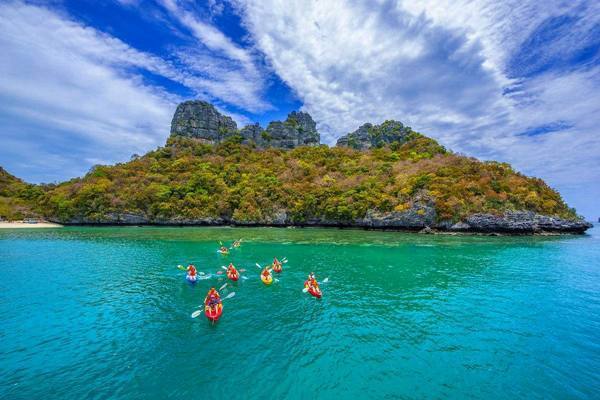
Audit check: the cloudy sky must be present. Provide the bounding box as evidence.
[0,0,599,218]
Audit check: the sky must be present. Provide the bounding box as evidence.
[0,0,599,219]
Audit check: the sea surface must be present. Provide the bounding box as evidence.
[1,225,599,399]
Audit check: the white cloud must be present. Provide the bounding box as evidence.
[0,2,175,173]
[0,1,269,182]
[234,0,600,218]
[157,0,271,112]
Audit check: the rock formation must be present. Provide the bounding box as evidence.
[336,120,413,150]
[170,101,320,149]
[170,101,238,144]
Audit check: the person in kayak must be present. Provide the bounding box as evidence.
[307,272,318,288]
[205,288,221,307]
[262,266,272,279]
[232,240,241,248]
[227,263,238,277]
[271,257,282,272]
[219,246,229,253]
[187,264,197,278]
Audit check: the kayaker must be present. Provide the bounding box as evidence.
[227,263,237,276]
[187,264,197,277]
[219,246,228,253]
[205,288,221,307]
[273,257,281,266]
[262,267,271,278]
[306,272,318,288]
[232,240,241,248]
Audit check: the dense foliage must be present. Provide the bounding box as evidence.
[33,134,577,224]
[0,167,44,220]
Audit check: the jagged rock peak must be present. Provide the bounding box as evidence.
[169,100,320,149]
[336,120,413,150]
[261,111,320,149]
[170,100,237,144]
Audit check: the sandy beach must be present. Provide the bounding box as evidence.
[0,221,63,228]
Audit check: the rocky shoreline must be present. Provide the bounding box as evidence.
[50,210,592,235]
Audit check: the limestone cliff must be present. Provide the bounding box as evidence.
[336,120,414,150]
[170,101,320,149]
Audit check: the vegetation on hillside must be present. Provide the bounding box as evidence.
[0,167,44,220]
[34,133,577,224]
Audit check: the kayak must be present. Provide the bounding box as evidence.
[205,302,223,322]
[227,269,239,281]
[304,280,322,298]
[272,263,282,273]
[217,249,229,255]
[261,274,273,285]
[186,274,197,283]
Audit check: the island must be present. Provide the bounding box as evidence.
[0,100,592,234]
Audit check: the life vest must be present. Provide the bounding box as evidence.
[187,265,197,276]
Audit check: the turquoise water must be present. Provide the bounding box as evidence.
[1,225,599,399]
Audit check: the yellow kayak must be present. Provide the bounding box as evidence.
[261,274,273,285]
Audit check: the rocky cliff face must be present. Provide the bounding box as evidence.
[51,209,591,234]
[170,101,238,143]
[257,111,320,149]
[336,120,413,150]
[170,101,320,149]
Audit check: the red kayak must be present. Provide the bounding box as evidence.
[227,268,239,281]
[204,292,223,322]
[205,302,223,322]
[304,280,322,298]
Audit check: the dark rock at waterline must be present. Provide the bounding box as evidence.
[458,211,592,233]
[361,194,437,229]
[49,209,591,235]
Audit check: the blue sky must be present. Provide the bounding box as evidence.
[0,0,599,219]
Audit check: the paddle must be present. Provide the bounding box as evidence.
[256,263,274,282]
[256,262,273,271]
[221,266,241,278]
[217,265,227,275]
[179,265,205,276]
[191,292,236,318]
[303,277,328,293]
